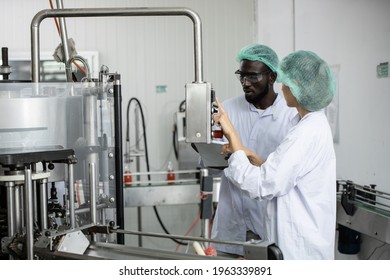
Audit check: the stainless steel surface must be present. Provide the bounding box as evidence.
[0,97,49,131]
[185,82,212,143]
[0,85,83,161]
[0,82,117,259]
[337,198,390,244]
[57,230,90,255]
[337,181,390,244]
[124,184,200,207]
[31,7,204,83]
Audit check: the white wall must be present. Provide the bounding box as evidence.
[257,0,390,259]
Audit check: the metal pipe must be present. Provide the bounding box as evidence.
[89,163,97,225]
[24,168,34,260]
[39,178,48,230]
[68,163,75,229]
[32,164,38,224]
[123,178,198,186]
[199,168,210,246]
[354,185,390,200]
[5,182,15,237]
[31,7,203,83]
[74,203,107,215]
[131,169,200,176]
[55,0,72,81]
[65,55,91,81]
[14,185,22,234]
[114,229,252,247]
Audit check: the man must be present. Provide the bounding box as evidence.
[210,44,297,257]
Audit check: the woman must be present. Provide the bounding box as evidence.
[214,50,337,259]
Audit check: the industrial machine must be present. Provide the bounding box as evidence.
[0,6,282,260]
[336,180,390,257]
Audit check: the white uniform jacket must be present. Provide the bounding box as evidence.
[225,111,336,259]
[211,94,297,256]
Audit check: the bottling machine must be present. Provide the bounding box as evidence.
[0,7,282,260]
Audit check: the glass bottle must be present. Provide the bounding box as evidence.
[124,165,132,186]
[167,161,175,185]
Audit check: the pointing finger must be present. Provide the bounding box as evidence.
[215,97,225,113]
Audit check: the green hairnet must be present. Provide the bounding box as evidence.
[277,50,336,112]
[236,44,279,73]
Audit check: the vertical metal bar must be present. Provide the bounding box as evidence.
[135,105,142,247]
[39,178,48,230]
[55,0,72,81]
[200,168,210,247]
[24,167,34,260]
[68,163,75,229]
[14,185,22,234]
[32,164,38,224]
[89,163,97,225]
[113,77,124,244]
[84,93,99,201]
[5,182,15,237]
[89,162,97,242]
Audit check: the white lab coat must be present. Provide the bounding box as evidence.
[211,94,297,255]
[225,111,336,259]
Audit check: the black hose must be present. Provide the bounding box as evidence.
[173,124,178,160]
[179,99,186,112]
[126,98,187,246]
[172,99,185,160]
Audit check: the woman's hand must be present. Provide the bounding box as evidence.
[213,98,243,152]
[214,98,264,166]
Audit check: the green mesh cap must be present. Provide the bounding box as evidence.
[276,50,336,112]
[236,44,279,73]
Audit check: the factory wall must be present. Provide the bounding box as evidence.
[0,0,256,252]
[257,0,390,259]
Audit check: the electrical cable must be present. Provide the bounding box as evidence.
[179,99,186,112]
[175,210,201,252]
[126,97,187,245]
[173,100,185,160]
[173,124,178,160]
